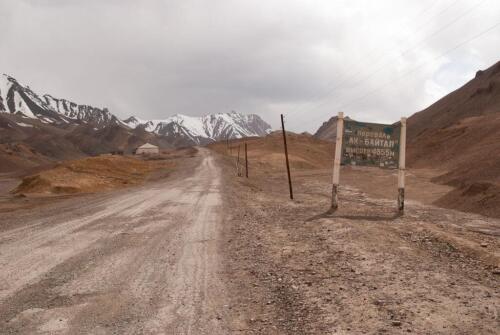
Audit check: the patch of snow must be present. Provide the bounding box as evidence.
[145,120,163,132]
[13,91,36,118]
[167,114,208,138]
[0,75,13,112]
[40,117,54,124]
[122,116,149,129]
[16,122,33,128]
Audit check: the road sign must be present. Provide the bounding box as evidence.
[330,114,407,213]
[341,120,401,169]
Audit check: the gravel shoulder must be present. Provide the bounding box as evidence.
[216,150,500,334]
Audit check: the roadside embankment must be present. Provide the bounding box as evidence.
[12,153,178,195]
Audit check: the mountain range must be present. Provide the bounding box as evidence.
[0,73,271,172]
[123,112,271,145]
[0,75,121,128]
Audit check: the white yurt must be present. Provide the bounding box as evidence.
[135,143,159,155]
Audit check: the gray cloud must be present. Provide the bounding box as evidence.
[1,0,499,131]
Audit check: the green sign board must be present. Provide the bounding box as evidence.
[341,120,401,169]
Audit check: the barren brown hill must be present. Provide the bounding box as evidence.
[0,113,173,174]
[313,116,352,141]
[407,60,500,217]
[210,131,334,172]
[13,154,174,195]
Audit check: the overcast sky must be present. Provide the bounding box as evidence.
[1,0,499,131]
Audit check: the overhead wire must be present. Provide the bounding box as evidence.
[283,0,463,120]
[287,0,489,126]
[292,20,500,130]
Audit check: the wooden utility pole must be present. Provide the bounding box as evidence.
[397,117,407,213]
[331,112,344,210]
[281,114,293,200]
[245,142,249,178]
[237,144,242,177]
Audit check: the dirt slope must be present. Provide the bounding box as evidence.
[313,116,352,141]
[211,131,334,172]
[407,60,500,217]
[13,154,174,195]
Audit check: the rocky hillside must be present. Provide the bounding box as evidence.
[313,116,352,141]
[407,60,500,217]
[0,74,121,128]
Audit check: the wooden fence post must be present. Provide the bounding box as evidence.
[398,117,407,212]
[245,142,248,178]
[281,114,293,200]
[237,144,242,177]
[331,112,344,210]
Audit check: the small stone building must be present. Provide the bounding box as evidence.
[135,143,159,155]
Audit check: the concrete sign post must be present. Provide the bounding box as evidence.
[331,112,344,210]
[397,117,407,212]
[245,142,249,178]
[332,114,407,213]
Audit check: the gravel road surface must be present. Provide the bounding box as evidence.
[0,148,229,334]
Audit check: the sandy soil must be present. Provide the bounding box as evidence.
[0,148,229,334]
[13,154,174,195]
[0,149,196,214]
[215,149,500,334]
[0,174,19,196]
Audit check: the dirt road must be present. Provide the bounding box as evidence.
[0,148,229,334]
[1,146,499,334]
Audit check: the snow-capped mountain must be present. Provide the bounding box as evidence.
[44,94,119,128]
[122,112,272,144]
[1,73,272,148]
[0,74,121,128]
